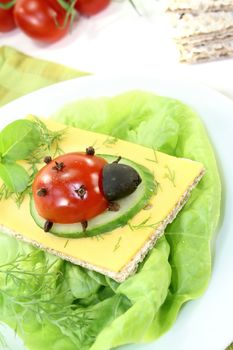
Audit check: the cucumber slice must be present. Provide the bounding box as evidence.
[30,156,155,238]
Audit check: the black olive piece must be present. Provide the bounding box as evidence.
[52,161,65,171]
[37,188,47,197]
[44,156,52,164]
[44,220,53,232]
[86,146,95,156]
[108,202,120,211]
[81,220,88,232]
[102,163,142,201]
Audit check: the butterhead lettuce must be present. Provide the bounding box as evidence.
[0,91,221,349]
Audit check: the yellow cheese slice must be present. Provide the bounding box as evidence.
[0,118,205,282]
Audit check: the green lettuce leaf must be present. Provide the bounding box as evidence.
[66,263,100,299]
[0,91,221,350]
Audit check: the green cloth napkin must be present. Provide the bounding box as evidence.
[0,46,88,107]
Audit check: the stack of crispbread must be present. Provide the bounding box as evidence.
[167,0,233,63]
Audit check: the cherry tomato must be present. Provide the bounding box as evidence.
[13,0,71,43]
[75,0,110,16]
[32,152,108,224]
[0,0,16,32]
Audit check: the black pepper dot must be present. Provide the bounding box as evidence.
[108,202,120,211]
[52,161,65,171]
[86,146,95,156]
[75,185,87,200]
[44,156,52,164]
[37,188,47,197]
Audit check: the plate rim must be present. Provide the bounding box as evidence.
[0,74,233,350]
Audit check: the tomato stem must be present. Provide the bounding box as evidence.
[128,0,142,16]
[112,156,122,164]
[0,0,16,10]
[57,0,73,12]
[54,0,78,30]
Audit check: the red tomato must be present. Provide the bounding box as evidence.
[75,0,110,16]
[32,153,108,224]
[0,0,16,32]
[13,0,71,43]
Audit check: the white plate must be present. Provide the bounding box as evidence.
[0,75,232,350]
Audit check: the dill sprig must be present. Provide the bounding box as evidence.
[28,117,65,163]
[0,251,95,345]
[153,178,162,195]
[128,216,161,231]
[64,239,69,248]
[0,251,59,290]
[102,137,118,148]
[164,165,176,187]
[145,147,158,164]
[113,236,122,252]
[90,234,105,241]
[0,183,12,201]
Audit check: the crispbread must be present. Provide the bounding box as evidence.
[178,39,233,63]
[174,29,233,46]
[166,0,233,64]
[169,11,233,38]
[167,0,233,13]
[0,169,205,282]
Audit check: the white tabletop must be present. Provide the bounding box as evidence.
[1,0,233,100]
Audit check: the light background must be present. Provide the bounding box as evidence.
[0,0,233,99]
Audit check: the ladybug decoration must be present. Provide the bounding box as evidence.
[32,147,142,233]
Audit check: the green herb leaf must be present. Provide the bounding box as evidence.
[0,163,29,193]
[0,118,65,203]
[0,120,40,161]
